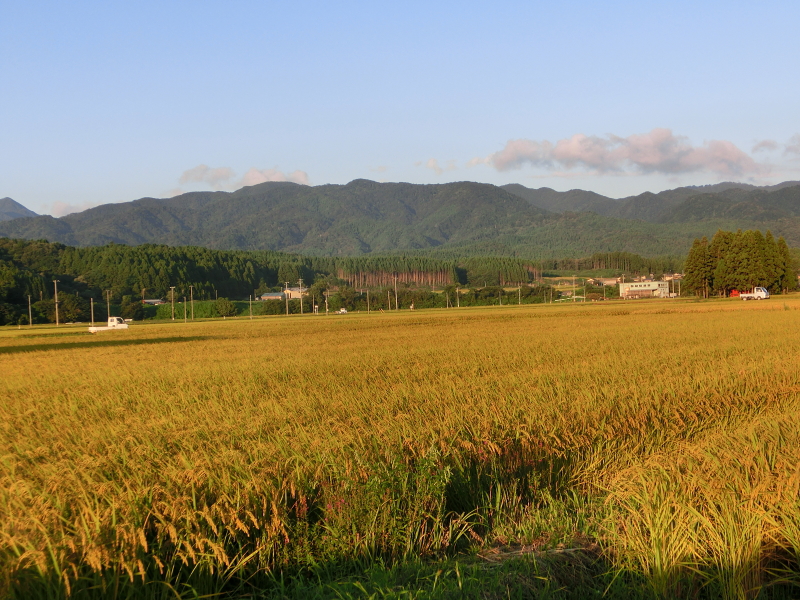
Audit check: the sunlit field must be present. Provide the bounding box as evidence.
[2,298,800,599]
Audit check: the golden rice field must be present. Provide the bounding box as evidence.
[2,298,800,599]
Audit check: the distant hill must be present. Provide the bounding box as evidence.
[0,180,550,255]
[503,181,800,224]
[660,185,800,223]
[500,184,618,214]
[0,198,37,221]
[2,180,800,258]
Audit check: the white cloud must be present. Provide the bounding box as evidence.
[472,129,766,178]
[177,164,310,191]
[178,164,236,189]
[369,165,389,173]
[240,168,309,186]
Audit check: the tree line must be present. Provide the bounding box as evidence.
[540,252,683,274]
[683,229,796,297]
[2,235,774,326]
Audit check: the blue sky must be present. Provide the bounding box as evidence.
[2,1,799,215]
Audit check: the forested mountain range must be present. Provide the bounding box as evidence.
[0,198,38,221]
[2,180,800,257]
[0,181,547,255]
[502,180,800,222]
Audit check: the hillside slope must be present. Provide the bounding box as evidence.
[0,198,37,221]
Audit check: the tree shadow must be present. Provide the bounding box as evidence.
[0,336,209,355]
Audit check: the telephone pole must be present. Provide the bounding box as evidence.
[90,297,95,327]
[183,297,187,322]
[298,278,304,315]
[170,286,175,320]
[284,282,289,315]
[28,295,32,328]
[53,280,60,326]
[189,285,194,320]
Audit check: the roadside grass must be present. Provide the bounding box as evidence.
[2,297,800,598]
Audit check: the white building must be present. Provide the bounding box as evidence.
[619,281,670,299]
[284,287,307,299]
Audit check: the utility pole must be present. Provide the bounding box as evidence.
[456,286,460,308]
[366,289,370,313]
[388,289,391,310]
[518,286,521,305]
[189,285,194,320]
[183,297,187,322]
[249,295,252,319]
[105,290,111,319]
[572,275,576,303]
[394,274,398,310]
[324,290,329,315]
[90,298,94,327]
[170,286,175,320]
[53,280,60,326]
[284,282,289,315]
[298,278,304,315]
[28,295,32,328]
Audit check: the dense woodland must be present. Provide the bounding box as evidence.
[0,238,679,325]
[683,229,796,297]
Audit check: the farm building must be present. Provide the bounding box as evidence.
[284,287,307,299]
[619,281,670,299]
[260,293,285,301]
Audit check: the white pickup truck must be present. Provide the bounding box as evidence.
[740,287,770,301]
[88,317,130,333]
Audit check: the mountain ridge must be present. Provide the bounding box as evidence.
[3,180,800,257]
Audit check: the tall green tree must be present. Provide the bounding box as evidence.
[684,237,711,298]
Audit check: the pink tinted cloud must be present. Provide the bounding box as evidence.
[418,158,457,175]
[241,168,309,186]
[786,134,800,155]
[47,200,98,217]
[474,129,764,177]
[752,140,779,153]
